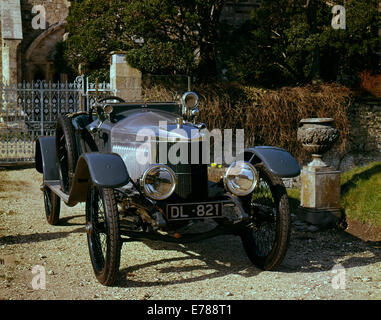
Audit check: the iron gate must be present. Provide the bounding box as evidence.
[0,76,111,164]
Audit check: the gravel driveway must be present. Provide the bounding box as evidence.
[0,167,380,300]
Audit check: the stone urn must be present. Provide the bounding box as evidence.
[297,118,339,167]
[297,118,342,226]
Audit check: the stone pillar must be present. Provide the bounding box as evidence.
[110,51,142,101]
[297,118,343,226]
[299,164,342,225]
[1,39,21,84]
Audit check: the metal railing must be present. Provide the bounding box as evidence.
[0,76,112,164]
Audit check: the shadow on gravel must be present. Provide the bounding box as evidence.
[117,227,380,287]
[58,215,85,226]
[280,228,381,273]
[118,235,261,288]
[0,164,35,171]
[0,227,85,245]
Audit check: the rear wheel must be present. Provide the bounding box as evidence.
[240,165,291,270]
[56,114,78,194]
[86,186,121,286]
[43,187,61,225]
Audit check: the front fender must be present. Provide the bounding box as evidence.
[244,146,300,178]
[68,152,130,205]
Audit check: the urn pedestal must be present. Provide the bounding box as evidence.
[297,118,342,226]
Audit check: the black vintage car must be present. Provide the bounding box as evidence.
[35,92,300,286]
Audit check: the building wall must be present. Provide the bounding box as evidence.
[0,0,70,83]
[20,0,70,53]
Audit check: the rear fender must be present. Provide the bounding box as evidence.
[244,146,300,178]
[35,136,58,180]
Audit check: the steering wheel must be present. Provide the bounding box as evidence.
[89,96,125,122]
[96,96,125,104]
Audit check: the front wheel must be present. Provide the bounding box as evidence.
[240,165,291,271]
[85,186,121,286]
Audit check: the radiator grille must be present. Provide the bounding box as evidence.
[156,141,208,200]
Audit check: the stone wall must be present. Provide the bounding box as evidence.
[324,97,381,172]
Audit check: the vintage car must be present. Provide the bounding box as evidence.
[35,92,300,286]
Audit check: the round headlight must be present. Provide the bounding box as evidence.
[181,91,199,109]
[141,164,177,200]
[223,161,258,196]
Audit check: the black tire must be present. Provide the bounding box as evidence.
[240,165,291,271]
[43,187,61,225]
[86,186,121,286]
[56,114,78,193]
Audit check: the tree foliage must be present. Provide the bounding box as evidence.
[58,0,380,87]
[61,0,225,81]
[62,0,130,81]
[221,0,381,87]
[124,0,226,80]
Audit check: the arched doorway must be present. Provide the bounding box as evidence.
[25,21,67,82]
[33,68,45,82]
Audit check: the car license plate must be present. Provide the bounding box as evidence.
[166,201,230,221]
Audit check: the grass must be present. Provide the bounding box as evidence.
[286,188,301,216]
[340,162,381,227]
[287,162,381,227]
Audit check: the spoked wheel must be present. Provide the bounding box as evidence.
[43,187,61,225]
[240,165,291,271]
[86,186,121,286]
[56,114,78,194]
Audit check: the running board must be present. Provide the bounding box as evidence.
[44,180,70,204]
